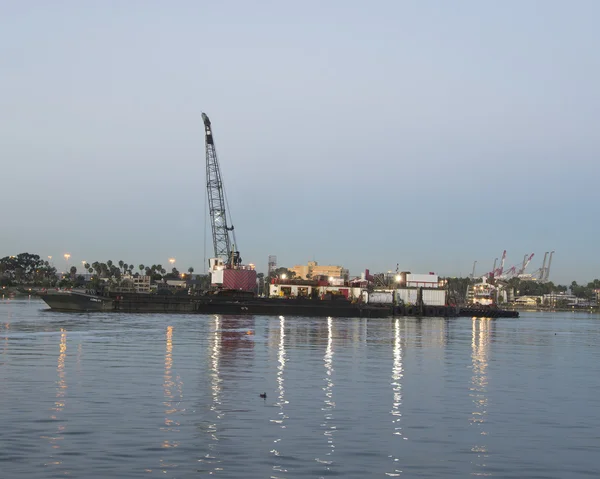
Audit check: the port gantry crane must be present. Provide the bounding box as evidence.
[202,112,241,267]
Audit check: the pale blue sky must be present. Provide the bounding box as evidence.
[1,1,599,284]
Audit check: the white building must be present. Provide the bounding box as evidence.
[406,274,439,288]
[123,274,151,293]
[269,283,363,301]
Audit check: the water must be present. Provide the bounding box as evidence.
[1,298,600,478]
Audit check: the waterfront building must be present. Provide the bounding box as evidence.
[514,295,542,306]
[289,261,349,280]
[542,292,577,306]
[127,275,151,293]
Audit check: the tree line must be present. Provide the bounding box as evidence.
[0,253,197,289]
[2,252,598,300]
[0,253,57,287]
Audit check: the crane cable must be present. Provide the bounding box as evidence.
[203,178,207,274]
[220,166,239,255]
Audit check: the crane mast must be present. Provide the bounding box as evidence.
[543,250,555,282]
[539,252,549,281]
[202,112,238,266]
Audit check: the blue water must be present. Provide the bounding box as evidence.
[1,297,599,478]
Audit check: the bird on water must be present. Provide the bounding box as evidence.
[260,392,267,399]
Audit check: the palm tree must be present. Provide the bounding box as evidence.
[139,264,145,272]
[107,260,113,268]
[188,267,194,275]
[118,260,124,271]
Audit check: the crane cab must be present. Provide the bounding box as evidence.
[209,257,257,292]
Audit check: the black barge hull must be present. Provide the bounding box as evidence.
[38,292,392,318]
[38,292,519,318]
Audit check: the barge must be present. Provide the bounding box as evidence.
[37,290,393,318]
[37,290,518,318]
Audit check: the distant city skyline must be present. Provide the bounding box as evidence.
[2,1,599,284]
[16,249,573,287]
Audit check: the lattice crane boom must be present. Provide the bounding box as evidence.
[203,112,236,264]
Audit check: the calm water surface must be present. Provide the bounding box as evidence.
[1,298,600,478]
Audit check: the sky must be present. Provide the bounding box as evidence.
[1,0,599,284]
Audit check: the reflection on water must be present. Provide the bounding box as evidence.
[317,317,336,469]
[470,318,491,476]
[2,318,9,357]
[160,325,184,471]
[43,329,68,469]
[2,304,13,357]
[387,318,404,476]
[271,316,289,476]
[76,342,82,373]
[199,315,223,473]
[3,300,599,479]
[219,315,255,366]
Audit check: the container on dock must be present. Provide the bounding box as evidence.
[366,291,394,304]
[395,288,418,305]
[422,289,446,306]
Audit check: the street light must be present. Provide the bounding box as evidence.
[281,274,287,280]
[169,258,176,267]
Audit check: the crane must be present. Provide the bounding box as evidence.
[518,253,534,275]
[543,251,555,282]
[496,250,506,277]
[538,252,549,281]
[202,112,241,267]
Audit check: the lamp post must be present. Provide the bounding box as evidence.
[64,253,71,273]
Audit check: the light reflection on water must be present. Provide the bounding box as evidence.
[1,301,600,479]
[386,318,404,477]
[470,318,491,476]
[160,325,184,470]
[271,316,289,476]
[316,316,336,469]
[42,329,68,470]
[202,314,223,473]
